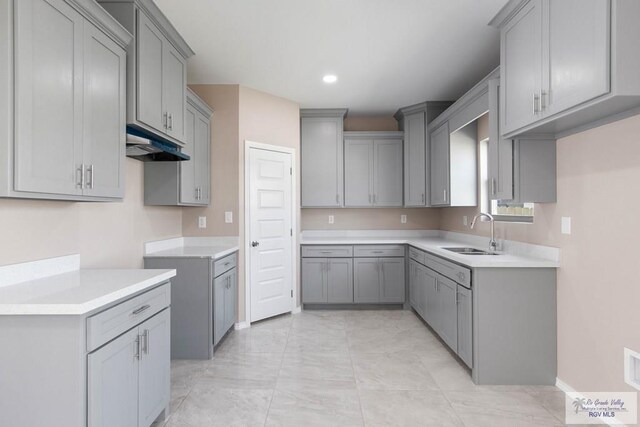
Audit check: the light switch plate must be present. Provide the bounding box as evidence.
[624,347,640,391]
[198,216,207,229]
[400,215,407,224]
[561,217,571,235]
[328,215,334,224]
[225,211,233,223]
[463,216,468,226]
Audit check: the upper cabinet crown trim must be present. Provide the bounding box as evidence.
[99,0,194,58]
[488,0,529,29]
[430,67,500,131]
[343,131,404,139]
[300,108,348,118]
[186,88,213,118]
[69,0,133,47]
[393,101,453,121]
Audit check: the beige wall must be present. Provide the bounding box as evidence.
[441,113,640,398]
[0,159,182,268]
[182,85,240,236]
[301,115,440,230]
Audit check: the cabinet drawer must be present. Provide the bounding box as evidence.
[87,283,170,352]
[301,245,353,258]
[424,253,471,288]
[214,252,237,277]
[353,245,405,258]
[408,246,426,264]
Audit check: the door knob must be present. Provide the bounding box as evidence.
[251,241,259,247]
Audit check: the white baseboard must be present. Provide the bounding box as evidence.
[234,321,250,330]
[555,377,627,426]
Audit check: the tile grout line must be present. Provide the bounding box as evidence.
[345,318,368,427]
[263,314,294,426]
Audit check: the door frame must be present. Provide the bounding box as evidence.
[244,140,298,324]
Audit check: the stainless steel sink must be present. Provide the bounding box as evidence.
[443,247,499,256]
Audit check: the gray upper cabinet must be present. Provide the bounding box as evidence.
[344,132,403,207]
[491,0,640,138]
[429,122,450,206]
[144,88,213,206]
[300,109,347,207]
[395,102,452,207]
[3,0,131,201]
[489,76,557,203]
[99,0,194,147]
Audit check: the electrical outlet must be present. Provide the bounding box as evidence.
[198,216,207,229]
[463,216,468,226]
[225,211,233,223]
[624,347,640,391]
[561,217,571,235]
[400,215,407,224]
[328,215,334,224]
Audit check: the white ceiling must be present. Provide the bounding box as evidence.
[155,0,506,115]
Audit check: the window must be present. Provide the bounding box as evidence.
[479,136,534,223]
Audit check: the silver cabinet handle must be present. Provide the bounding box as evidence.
[443,189,447,202]
[373,194,376,204]
[336,194,339,204]
[421,194,425,204]
[142,329,149,355]
[372,251,383,254]
[163,112,168,130]
[457,272,465,281]
[195,188,199,200]
[87,165,94,189]
[368,194,372,204]
[78,164,86,189]
[533,93,540,114]
[168,113,173,131]
[491,178,496,195]
[540,90,547,111]
[134,335,141,360]
[132,304,150,316]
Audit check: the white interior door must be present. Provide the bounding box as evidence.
[248,147,293,322]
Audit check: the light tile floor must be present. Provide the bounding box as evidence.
[156,309,577,427]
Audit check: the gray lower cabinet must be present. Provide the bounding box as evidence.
[99,0,194,147]
[144,88,213,206]
[344,132,403,207]
[435,275,458,351]
[89,308,170,427]
[456,284,473,368]
[214,265,238,346]
[300,109,347,207]
[144,252,238,359]
[1,0,131,201]
[354,257,405,304]
[302,257,354,303]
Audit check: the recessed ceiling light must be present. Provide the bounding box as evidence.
[323,74,337,84]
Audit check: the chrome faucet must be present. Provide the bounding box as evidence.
[470,212,497,253]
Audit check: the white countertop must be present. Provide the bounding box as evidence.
[300,235,559,268]
[144,237,239,260]
[0,268,176,315]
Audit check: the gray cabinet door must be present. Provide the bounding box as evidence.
[437,276,458,352]
[14,0,84,197]
[195,113,211,205]
[138,309,171,427]
[180,105,198,204]
[353,258,380,303]
[302,258,327,303]
[429,122,450,206]
[136,10,165,133]
[403,112,427,206]
[409,260,419,313]
[301,117,344,207]
[82,23,126,198]
[373,139,403,207]
[344,139,374,207]
[88,327,139,427]
[456,285,473,369]
[488,78,513,201]
[327,258,353,303]
[379,258,405,303]
[224,268,237,331]
[424,267,439,329]
[543,0,610,116]
[213,272,227,345]
[162,42,187,143]
[501,0,543,134]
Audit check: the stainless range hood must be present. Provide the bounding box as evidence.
[126,131,190,162]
